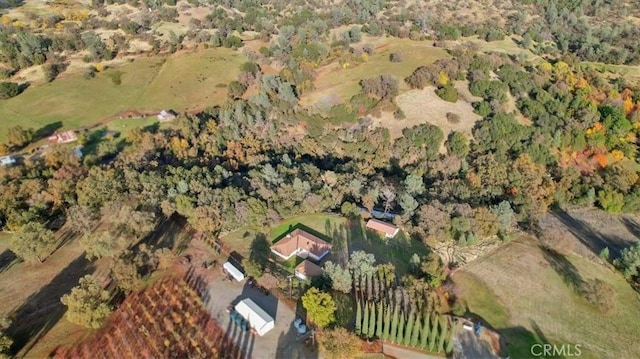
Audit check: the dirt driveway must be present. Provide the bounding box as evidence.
[204,277,317,359]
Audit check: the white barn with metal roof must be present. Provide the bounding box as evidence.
[234,298,275,336]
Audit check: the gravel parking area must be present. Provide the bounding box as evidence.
[204,276,317,359]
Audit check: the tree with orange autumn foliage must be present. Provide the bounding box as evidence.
[508,154,556,216]
[593,153,608,168]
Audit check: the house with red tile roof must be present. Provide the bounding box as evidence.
[270,228,332,261]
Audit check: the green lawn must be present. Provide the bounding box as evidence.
[0,48,245,142]
[222,213,430,277]
[221,214,348,260]
[302,38,450,106]
[452,237,640,359]
[350,220,430,275]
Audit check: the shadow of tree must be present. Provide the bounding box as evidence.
[549,209,632,258]
[275,299,319,359]
[249,233,271,268]
[272,223,333,245]
[140,213,187,250]
[0,249,19,273]
[7,254,94,356]
[620,217,640,243]
[34,121,62,141]
[539,245,584,292]
[497,322,564,359]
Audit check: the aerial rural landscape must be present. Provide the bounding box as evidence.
[1,0,640,358]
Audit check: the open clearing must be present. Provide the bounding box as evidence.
[458,35,539,62]
[300,38,450,107]
[376,82,481,147]
[452,236,640,359]
[0,48,244,142]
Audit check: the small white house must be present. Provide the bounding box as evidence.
[223,261,245,282]
[235,298,275,336]
[157,110,177,121]
[0,156,16,166]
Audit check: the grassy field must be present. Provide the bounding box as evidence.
[221,214,347,260]
[301,38,450,107]
[452,236,640,359]
[0,230,93,357]
[222,213,429,276]
[461,35,538,61]
[0,47,245,142]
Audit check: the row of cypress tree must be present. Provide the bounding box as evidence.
[354,300,454,353]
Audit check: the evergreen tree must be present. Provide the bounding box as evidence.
[445,324,454,353]
[363,300,370,337]
[420,313,430,349]
[355,300,362,335]
[438,317,448,353]
[404,310,414,346]
[411,314,421,347]
[390,306,399,343]
[367,302,376,339]
[396,312,405,344]
[376,302,383,339]
[428,314,439,351]
[383,303,391,341]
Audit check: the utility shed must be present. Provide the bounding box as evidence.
[234,298,275,336]
[223,261,245,282]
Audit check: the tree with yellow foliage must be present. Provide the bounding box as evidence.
[538,61,553,72]
[438,71,449,86]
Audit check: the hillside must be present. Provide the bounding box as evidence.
[453,236,640,359]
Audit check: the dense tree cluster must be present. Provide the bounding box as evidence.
[60,275,112,329]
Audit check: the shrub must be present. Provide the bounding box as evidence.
[242,258,264,279]
[362,45,375,55]
[360,74,398,100]
[0,82,20,99]
[43,62,66,82]
[579,279,614,313]
[435,84,458,102]
[446,112,460,124]
[227,81,247,99]
[317,328,361,359]
[389,52,403,62]
[84,66,97,80]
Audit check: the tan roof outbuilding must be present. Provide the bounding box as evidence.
[295,260,323,278]
[365,218,398,236]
